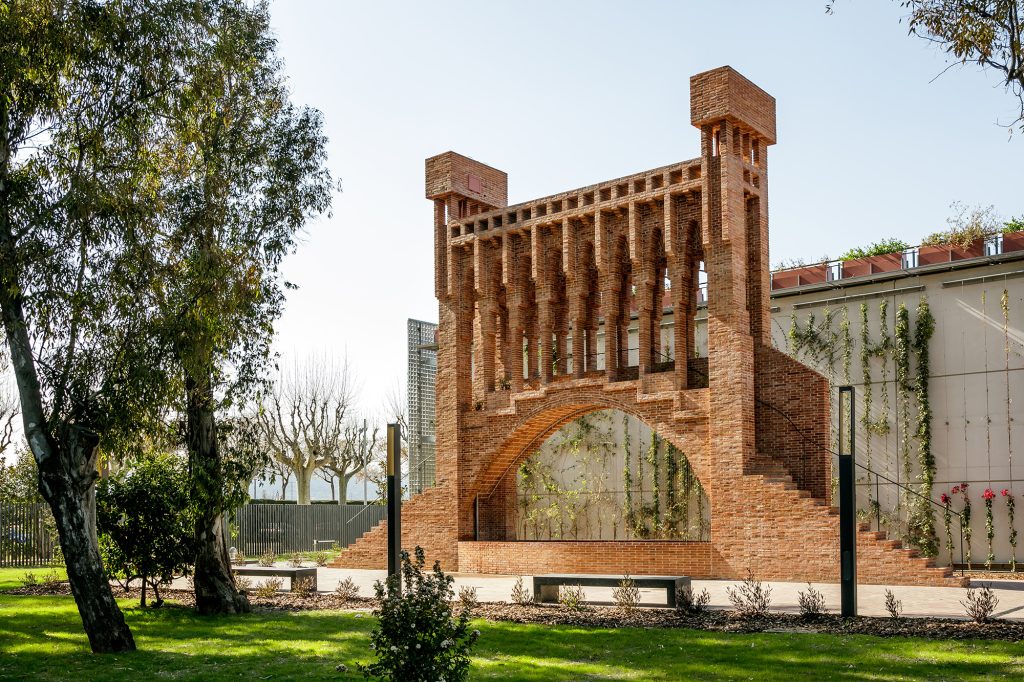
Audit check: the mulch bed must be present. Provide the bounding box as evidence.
[6,583,1023,642]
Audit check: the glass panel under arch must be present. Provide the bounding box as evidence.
[516,409,710,541]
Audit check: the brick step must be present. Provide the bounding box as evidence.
[752,472,964,587]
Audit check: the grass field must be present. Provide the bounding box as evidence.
[2,567,1024,681]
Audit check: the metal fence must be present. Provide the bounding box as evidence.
[0,503,58,568]
[232,503,387,556]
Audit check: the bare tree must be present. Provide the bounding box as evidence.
[256,355,356,505]
[323,419,381,505]
[0,357,16,457]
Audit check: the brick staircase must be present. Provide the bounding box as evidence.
[329,485,458,570]
[746,460,967,587]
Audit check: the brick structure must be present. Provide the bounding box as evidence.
[334,67,962,586]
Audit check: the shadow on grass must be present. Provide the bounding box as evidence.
[1,595,1022,681]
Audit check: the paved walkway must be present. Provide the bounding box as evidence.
[188,567,1024,621]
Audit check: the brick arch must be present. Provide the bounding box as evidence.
[468,387,711,504]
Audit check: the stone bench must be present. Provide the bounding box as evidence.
[232,566,317,592]
[532,574,690,607]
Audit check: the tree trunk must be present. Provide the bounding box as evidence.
[338,474,351,506]
[0,219,135,652]
[296,468,313,505]
[42,425,137,652]
[185,371,249,615]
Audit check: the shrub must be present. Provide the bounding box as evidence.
[884,589,903,620]
[258,551,276,567]
[230,549,247,566]
[254,577,283,598]
[335,577,360,600]
[293,576,316,597]
[19,572,38,588]
[360,547,479,682]
[510,576,532,605]
[922,202,1001,249]
[962,584,999,623]
[457,585,479,613]
[558,584,588,611]
[839,238,909,262]
[612,575,641,611]
[235,576,253,592]
[96,453,196,607]
[311,550,331,567]
[39,571,62,589]
[675,585,710,615]
[287,552,305,568]
[726,569,772,618]
[1004,216,1024,234]
[797,583,827,619]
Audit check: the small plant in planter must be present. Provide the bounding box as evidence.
[884,589,903,620]
[726,569,772,619]
[254,577,283,598]
[258,551,275,567]
[797,584,827,620]
[559,584,589,611]
[361,547,479,682]
[335,577,360,601]
[612,575,641,612]
[961,584,999,623]
[311,550,331,567]
[287,552,305,568]
[675,585,710,616]
[509,576,532,605]
[457,585,479,614]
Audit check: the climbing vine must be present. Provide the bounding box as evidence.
[839,306,852,385]
[623,414,635,534]
[869,299,892,439]
[894,302,912,531]
[516,410,708,542]
[648,432,661,534]
[910,297,938,557]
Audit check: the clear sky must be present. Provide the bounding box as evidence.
[265,1,1023,415]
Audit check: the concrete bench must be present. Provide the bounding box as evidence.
[232,566,317,592]
[532,574,691,607]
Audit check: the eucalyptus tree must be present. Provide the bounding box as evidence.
[0,0,194,652]
[153,0,332,613]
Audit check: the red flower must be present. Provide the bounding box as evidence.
[941,493,950,504]
[983,488,996,501]
[952,486,960,495]
[1002,489,1011,497]
[961,483,970,490]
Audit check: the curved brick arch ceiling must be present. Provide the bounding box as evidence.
[471,393,711,500]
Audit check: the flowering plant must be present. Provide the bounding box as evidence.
[361,547,479,682]
[984,488,996,568]
[940,492,954,565]
[957,484,973,570]
[1005,489,1017,572]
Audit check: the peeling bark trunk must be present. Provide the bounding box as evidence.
[1,210,135,652]
[42,425,136,652]
[185,371,249,615]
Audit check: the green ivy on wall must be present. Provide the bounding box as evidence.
[910,297,937,557]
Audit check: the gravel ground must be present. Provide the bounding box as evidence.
[7,583,1024,642]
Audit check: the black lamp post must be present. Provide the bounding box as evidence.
[838,385,857,618]
[386,423,402,587]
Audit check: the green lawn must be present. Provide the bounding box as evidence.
[1,585,1023,680]
[0,567,66,591]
